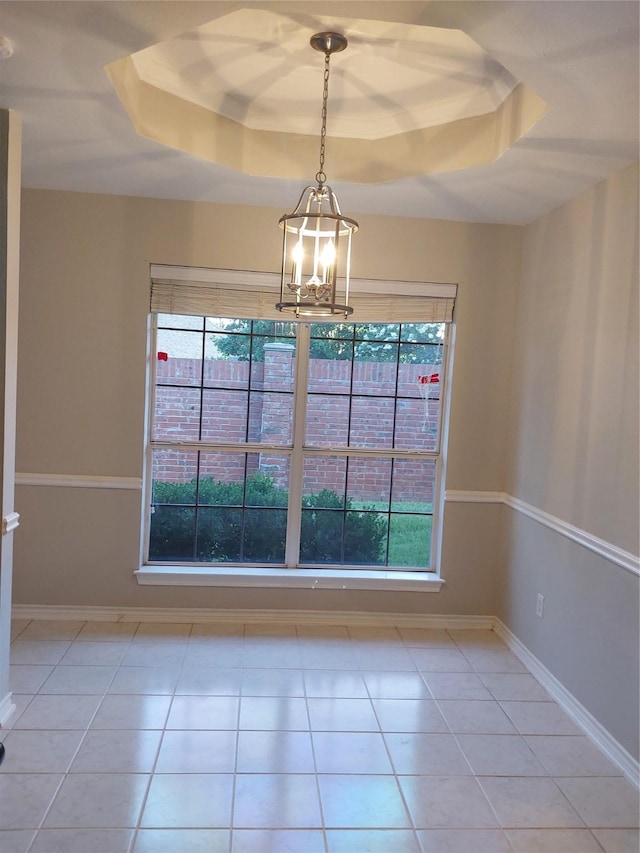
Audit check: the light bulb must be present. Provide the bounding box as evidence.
[291,240,304,286]
[320,240,336,266]
[320,240,336,283]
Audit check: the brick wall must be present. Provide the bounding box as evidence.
[154,344,440,503]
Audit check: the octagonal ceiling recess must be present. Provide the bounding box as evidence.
[105,8,548,183]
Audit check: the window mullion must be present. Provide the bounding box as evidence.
[284,323,310,568]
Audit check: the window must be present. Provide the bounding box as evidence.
[144,267,456,577]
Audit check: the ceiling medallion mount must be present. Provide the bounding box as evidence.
[309,32,348,55]
[276,31,358,319]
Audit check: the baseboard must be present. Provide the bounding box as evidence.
[0,692,16,728]
[494,618,640,789]
[11,603,494,630]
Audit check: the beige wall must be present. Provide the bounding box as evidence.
[13,189,520,614]
[499,163,639,759]
[11,166,639,758]
[506,163,639,549]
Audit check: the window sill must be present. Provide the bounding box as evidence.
[135,566,444,593]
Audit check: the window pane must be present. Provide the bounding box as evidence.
[302,449,348,565]
[305,394,350,446]
[299,508,388,567]
[310,322,354,340]
[151,449,198,504]
[355,339,399,363]
[349,397,394,449]
[197,456,245,506]
[246,463,289,507]
[156,329,203,386]
[254,454,291,499]
[204,334,250,388]
[206,319,252,346]
[347,457,392,509]
[206,317,250,334]
[300,458,389,567]
[255,392,290,445]
[201,389,248,443]
[394,397,438,451]
[309,336,353,357]
[158,314,204,331]
[388,513,431,568]
[196,507,242,562]
[250,392,293,445]
[356,323,400,342]
[243,509,287,562]
[308,341,352,393]
[400,323,445,343]
[254,320,296,338]
[399,341,444,365]
[300,509,343,564]
[303,456,346,505]
[399,364,422,399]
[260,344,295,392]
[344,510,387,565]
[391,458,436,511]
[352,343,398,396]
[149,506,196,561]
[154,386,201,441]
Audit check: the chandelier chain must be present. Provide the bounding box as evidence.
[316,50,331,186]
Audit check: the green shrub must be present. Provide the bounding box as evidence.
[149,475,385,565]
[299,489,387,564]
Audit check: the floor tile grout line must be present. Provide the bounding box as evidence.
[22,640,134,850]
[228,658,243,851]
[365,678,427,836]
[299,646,330,853]
[6,619,639,846]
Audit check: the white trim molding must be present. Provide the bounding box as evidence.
[2,511,19,535]
[495,618,640,788]
[15,473,142,491]
[445,490,640,577]
[445,490,505,504]
[503,494,640,577]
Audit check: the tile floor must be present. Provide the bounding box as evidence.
[1,619,638,853]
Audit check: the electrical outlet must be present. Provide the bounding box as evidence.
[536,593,545,619]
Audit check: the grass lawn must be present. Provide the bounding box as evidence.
[353,501,433,568]
[388,513,432,567]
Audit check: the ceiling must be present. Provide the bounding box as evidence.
[0,0,638,225]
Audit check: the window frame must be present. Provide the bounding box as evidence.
[138,267,456,591]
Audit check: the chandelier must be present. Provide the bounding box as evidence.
[276,32,358,318]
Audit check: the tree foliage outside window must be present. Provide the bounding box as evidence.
[213,320,444,362]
